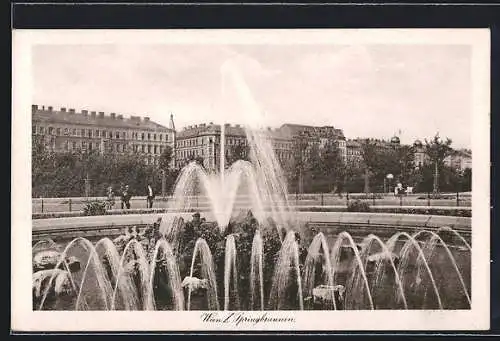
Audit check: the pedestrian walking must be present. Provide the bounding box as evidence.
[106,186,115,210]
[121,184,132,209]
[146,183,155,208]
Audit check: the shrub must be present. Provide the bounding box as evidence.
[175,211,283,310]
[82,200,107,216]
[349,194,383,200]
[347,199,371,212]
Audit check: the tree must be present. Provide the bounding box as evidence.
[32,135,53,197]
[344,159,365,193]
[320,140,345,193]
[159,145,173,197]
[290,133,310,194]
[360,139,379,193]
[159,145,173,171]
[307,141,323,191]
[226,142,250,166]
[462,168,472,192]
[397,145,416,185]
[424,133,453,193]
[187,154,204,168]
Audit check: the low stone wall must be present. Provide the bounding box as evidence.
[32,211,471,243]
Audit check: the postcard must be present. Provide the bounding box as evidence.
[12,28,490,331]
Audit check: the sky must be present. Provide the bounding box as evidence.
[33,43,472,149]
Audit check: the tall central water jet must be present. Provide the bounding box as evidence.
[220,123,225,181]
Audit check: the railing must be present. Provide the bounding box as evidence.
[31,192,472,214]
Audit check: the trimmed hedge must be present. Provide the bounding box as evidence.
[32,205,471,220]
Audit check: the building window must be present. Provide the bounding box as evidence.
[96,142,100,150]
[72,141,77,150]
[64,128,68,135]
[154,145,157,154]
[159,134,163,141]
[82,141,87,150]
[39,126,44,134]
[88,130,92,138]
[48,127,53,135]
[148,133,151,140]
[89,142,93,151]
[72,128,76,136]
[142,133,145,140]
[32,125,36,134]
[64,141,69,151]
[56,128,61,135]
[142,145,145,153]
[148,145,152,154]
[115,132,119,139]
[154,134,157,141]
[123,132,126,139]
[95,129,99,137]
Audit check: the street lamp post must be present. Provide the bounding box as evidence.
[386,173,394,195]
[84,173,91,198]
[161,169,166,198]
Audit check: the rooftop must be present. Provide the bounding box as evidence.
[31,105,173,132]
[278,123,345,140]
[177,123,246,138]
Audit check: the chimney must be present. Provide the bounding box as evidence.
[110,113,116,119]
[42,106,45,110]
[235,124,240,128]
[144,117,150,122]
[48,106,53,112]
[82,110,88,116]
[61,107,66,112]
[69,108,75,114]
[209,122,213,125]
[91,111,96,118]
[200,123,206,128]
[118,114,124,120]
[98,112,104,118]
[31,105,38,113]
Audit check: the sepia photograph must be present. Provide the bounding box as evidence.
[12,29,490,331]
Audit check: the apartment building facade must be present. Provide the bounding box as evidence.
[31,104,176,166]
[175,122,347,172]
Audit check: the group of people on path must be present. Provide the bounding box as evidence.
[106,183,156,210]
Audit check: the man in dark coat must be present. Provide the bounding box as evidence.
[122,185,132,209]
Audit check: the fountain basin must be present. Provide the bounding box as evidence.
[31,210,472,311]
[32,212,471,244]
